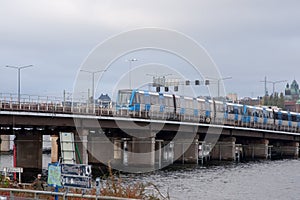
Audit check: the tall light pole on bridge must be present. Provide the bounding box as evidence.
[80,69,106,112]
[6,65,33,106]
[268,80,287,95]
[206,76,232,97]
[260,76,287,95]
[126,58,138,89]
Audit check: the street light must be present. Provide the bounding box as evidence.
[206,76,232,97]
[126,58,138,89]
[268,80,287,95]
[260,76,287,96]
[80,69,106,112]
[6,65,33,106]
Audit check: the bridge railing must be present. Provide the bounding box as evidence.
[1,93,299,133]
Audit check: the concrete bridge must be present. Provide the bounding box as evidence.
[0,95,299,179]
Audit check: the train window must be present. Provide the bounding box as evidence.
[291,114,297,122]
[176,98,180,107]
[186,99,193,109]
[282,113,288,120]
[233,107,239,114]
[150,95,159,105]
[159,94,165,105]
[138,93,144,104]
[118,91,132,104]
[133,93,139,104]
[144,94,150,104]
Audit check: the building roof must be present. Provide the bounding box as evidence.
[98,94,111,101]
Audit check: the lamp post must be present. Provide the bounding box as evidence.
[80,69,106,113]
[260,76,287,96]
[6,65,33,106]
[206,76,232,97]
[268,80,287,95]
[126,58,138,89]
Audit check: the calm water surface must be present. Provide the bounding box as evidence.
[123,160,300,200]
[1,154,300,200]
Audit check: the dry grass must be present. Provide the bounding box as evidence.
[0,166,170,200]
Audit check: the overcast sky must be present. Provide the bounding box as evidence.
[1,0,300,100]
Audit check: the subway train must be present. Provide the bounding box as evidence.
[116,89,300,132]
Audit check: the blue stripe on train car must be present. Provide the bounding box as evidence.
[224,112,228,119]
[144,91,150,111]
[263,108,267,124]
[263,117,268,124]
[131,103,140,112]
[278,112,282,126]
[288,112,292,127]
[129,90,137,105]
[297,114,300,128]
[205,110,211,118]
[159,93,164,112]
[254,115,258,123]
[160,105,164,112]
[145,104,151,111]
[194,109,198,116]
[180,108,185,115]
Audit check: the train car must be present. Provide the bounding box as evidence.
[116,89,300,132]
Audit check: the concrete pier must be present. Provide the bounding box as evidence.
[210,137,236,161]
[0,135,10,152]
[87,132,114,166]
[174,138,199,164]
[273,142,299,158]
[126,137,156,168]
[244,139,270,159]
[15,130,42,180]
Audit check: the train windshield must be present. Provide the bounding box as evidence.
[118,91,132,105]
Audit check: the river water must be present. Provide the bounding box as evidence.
[1,153,300,200]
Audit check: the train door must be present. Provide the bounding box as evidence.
[205,99,211,123]
[288,111,292,127]
[180,96,185,115]
[233,105,239,121]
[263,108,268,125]
[278,111,282,126]
[297,113,300,130]
[144,91,150,111]
[193,98,198,118]
[224,103,228,120]
[159,93,165,112]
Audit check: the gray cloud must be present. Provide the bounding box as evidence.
[0,0,299,99]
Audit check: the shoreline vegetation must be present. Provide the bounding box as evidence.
[0,165,170,200]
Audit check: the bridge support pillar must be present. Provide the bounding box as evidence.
[174,138,199,164]
[155,140,163,168]
[273,142,299,158]
[244,139,270,159]
[126,137,155,169]
[0,135,10,152]
[15,131,42,181]
[87,132,114,166]
[210,137,236,161]
[50,135,59,163]
[75,129,89,164]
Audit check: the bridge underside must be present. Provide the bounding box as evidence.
[1,113,300,180]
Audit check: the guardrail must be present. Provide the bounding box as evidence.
[1,93,299,133]
[0,188,139,200]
